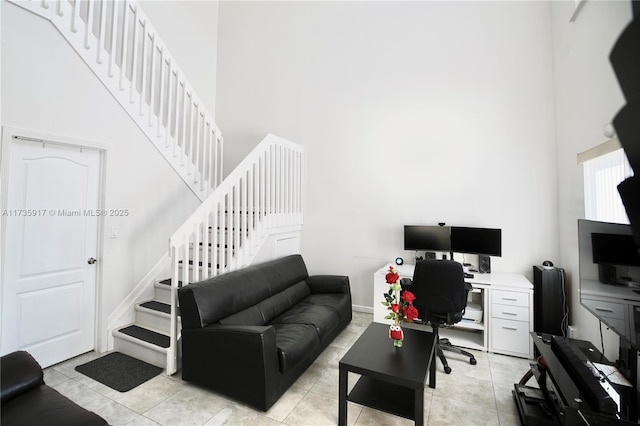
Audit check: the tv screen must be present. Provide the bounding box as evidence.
[403,225,451,251]
[450,227,502,257]
[591,232,640,266]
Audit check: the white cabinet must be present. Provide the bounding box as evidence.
[490,289,533,357]
[581,297,627,337]
[373,264,534,358]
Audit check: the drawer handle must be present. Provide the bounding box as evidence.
[502,312,518,316]
[502,326,518,331]
[595,307,614,313]
[501,298,518,301]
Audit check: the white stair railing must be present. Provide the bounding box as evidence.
[167,134,304,374]
[10,0,223,200]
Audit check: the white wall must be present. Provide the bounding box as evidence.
[216,1,559,309]
[1,1,216,348]
[551,0,633,359]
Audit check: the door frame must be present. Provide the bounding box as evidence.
[0,126,110,354]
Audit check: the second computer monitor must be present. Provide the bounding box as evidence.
[450,227,502,257]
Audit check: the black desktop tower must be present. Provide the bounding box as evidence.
[533,265,566,336]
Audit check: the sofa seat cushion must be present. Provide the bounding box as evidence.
[302,293,351,321]
[273,324,319,373]
[271,303,339,341]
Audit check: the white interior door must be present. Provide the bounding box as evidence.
[1,136,102,368]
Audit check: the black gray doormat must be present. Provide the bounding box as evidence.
[75,352,162,392]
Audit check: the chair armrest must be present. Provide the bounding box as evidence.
[1,351,44,403]
[306,275,350,294]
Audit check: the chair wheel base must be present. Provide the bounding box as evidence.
[470,358,477,365]
[444,366,452,374]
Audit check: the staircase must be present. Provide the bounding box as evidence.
[114,134,303,374]
[11,0,304,375]
[11,0,223,201]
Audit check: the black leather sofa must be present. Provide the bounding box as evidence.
[178,254,352,411]
[1,350,107,426]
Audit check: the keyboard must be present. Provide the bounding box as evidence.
[550,336,618,414]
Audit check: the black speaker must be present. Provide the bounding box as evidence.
[479,255,491,273]
[425,251,436,260]
[533,265,566,336]
[598,264,618,285]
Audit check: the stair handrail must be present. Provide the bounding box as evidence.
[9,0,223,200]
[167,134,304,373]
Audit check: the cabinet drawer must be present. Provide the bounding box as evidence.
[492,290,529,308]
[491,318,531,355]
[492,304,529,322]
[581,298,624,320]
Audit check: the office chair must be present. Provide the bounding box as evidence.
[404,259,477,374]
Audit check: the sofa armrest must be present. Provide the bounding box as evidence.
[1,351,44,403]
[306,275,350,294]
[181,324,280,410]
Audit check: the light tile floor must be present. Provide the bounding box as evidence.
[44,312,530,425]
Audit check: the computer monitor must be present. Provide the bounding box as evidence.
[450,227,502,257]
[403,225,451,251]
[592,232,640,266]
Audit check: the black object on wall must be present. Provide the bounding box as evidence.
[610,13,640,245]
[479,255,491,273]
[533,265,567,336]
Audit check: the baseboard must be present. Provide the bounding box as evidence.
[353,304,373,314]
[104,253,171,351]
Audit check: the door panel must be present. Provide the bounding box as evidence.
[1,137,101,368]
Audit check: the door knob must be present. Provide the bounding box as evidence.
[87,257,97,264]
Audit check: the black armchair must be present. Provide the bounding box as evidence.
[404,259,477,374]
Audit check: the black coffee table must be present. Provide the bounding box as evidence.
[338,322,436,426]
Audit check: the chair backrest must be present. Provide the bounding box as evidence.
[411,260,468,322]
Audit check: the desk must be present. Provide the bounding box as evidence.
[373,263,534,358]
[338,323,436,426]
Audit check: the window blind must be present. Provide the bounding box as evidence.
[583,148,632,223]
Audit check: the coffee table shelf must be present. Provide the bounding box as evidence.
[348,376,417,420]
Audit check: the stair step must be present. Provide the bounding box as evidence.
[117,325,170,348]
[158,278,182,287]
[139,300,178,316]
[196,242,234,248]
[179,259,214,268]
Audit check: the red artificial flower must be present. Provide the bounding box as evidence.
[401,290,416,304]
[390,303,400,313]
[385,266,399,284]
[403,305,419,321]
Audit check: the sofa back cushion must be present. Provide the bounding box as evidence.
[179,255,309,329]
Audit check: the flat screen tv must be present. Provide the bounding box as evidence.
[403,225,451,251]
[450,226,502,257]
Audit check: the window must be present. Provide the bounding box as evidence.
[583,148,632,223]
